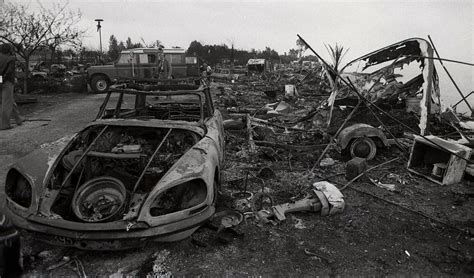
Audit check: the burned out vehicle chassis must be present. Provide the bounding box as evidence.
[305,37,444,161]
[4,81,225,250]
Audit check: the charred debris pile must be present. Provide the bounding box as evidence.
[215,36,473,234]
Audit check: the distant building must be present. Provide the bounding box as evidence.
[246,59,272,74]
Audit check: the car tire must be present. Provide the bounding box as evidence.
[349,137,377,160]
[90,75,110,93]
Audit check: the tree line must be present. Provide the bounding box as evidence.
[186,40,279,66]
[0,0,323,93]
[0,2,85,92]
[107,35,154,61]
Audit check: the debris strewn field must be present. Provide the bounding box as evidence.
[11,73,473,276]
[1,33,473,277]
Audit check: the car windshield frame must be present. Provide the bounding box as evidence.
[95,83,213,124]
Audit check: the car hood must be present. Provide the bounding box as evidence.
[6,134,76,215]
[91,119,206,136]
[7,119,207,215]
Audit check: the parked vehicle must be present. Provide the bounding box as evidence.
[3,81,225,250]
[15,63,48,80]
[211,68,240,81]
[87,48,200,93]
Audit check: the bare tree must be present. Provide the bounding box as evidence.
[0,2,85,93]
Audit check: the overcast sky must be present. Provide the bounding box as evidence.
[6,0,474,112]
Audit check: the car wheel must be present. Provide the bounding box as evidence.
[90,75,110,93]
[349,137,377,160]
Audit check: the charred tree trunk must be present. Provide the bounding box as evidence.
[23,56,29,94]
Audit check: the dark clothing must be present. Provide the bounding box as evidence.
[0,213,22,277]
[0,53,22,129]
[1,82,23,129]
[154,57,171,79]
[0,53,15,83]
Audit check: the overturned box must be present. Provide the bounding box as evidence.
[407,135,472,185]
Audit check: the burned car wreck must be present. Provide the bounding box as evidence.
[313,38,445,160]
[4,81,225,250]
[243,37,472,170]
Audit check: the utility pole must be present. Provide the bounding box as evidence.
[95,19,104,63]
[230,43,234,74]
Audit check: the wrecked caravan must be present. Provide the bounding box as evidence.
[247,59,272,75]
[317,38,441,160]
[4,82,225,250]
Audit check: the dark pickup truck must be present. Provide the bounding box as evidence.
[87,48,200,93]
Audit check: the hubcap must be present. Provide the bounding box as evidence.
[96,80,107,90]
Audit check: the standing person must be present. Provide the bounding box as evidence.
[155,47,172,79]
[201,63,207,77]
[206,64,212,82]
[162,55,172,79]
[0,43,23,130]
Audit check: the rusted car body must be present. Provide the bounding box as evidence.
[210,68,242,82]
[317,38,440,159]
[3,82,224,250]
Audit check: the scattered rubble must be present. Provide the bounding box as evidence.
[212,37,472,274]
[147,250,172,278]
[6,34,474,276]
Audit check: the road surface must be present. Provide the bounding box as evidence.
[0,93,104,202]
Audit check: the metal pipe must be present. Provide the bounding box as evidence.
[95,19,104,63]
[96,91,112,119]
[453,91,474,109]
[114,91,124,118]
[407,55,474,67]
[428,35,473,113]
[132,128,173,194]
[58,125,109,193]
[99,27,102,59]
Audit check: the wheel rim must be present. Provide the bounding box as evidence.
[350,138,377,160]
[72,176,126,222]
[96,79,107,91]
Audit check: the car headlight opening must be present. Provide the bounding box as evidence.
[5,169,33,208]
[150,179,207,217]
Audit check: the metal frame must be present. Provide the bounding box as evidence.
[96,85,213,123]
[131,128,173,194]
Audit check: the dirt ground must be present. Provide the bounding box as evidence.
[1,85,473,277]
